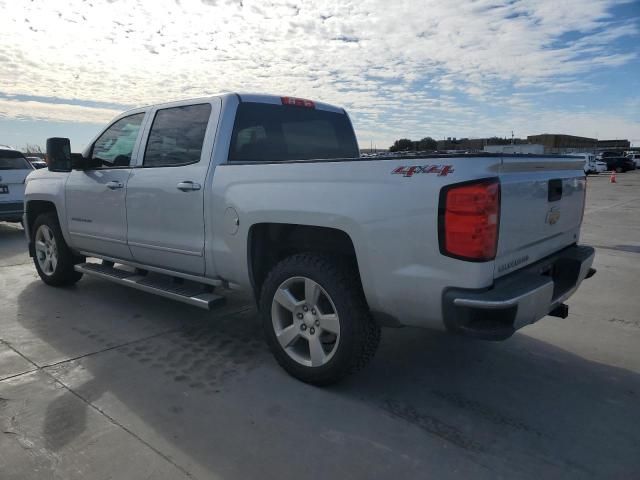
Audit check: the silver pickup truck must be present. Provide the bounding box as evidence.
[24,93,595,384]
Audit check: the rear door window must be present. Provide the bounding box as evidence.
[228,102,359,162]
[143,104,212,167]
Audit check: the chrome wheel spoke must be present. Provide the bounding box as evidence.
[35,240,47,254]
[277,325,300,348]
[304,278,321,307]
[43,227,53,243]
[274,288,302,312]
[319,314,339,334]
[308,335,327,367]
[50,254,58,271]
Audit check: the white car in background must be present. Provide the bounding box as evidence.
[576,153,606,175]
[26,156,48,169]
[0,147,34,224]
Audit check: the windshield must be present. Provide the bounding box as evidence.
[228,102,359,162]
[0,150,32,170]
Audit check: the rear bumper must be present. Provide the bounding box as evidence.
[0,201,24,222]
[443,245,595,340]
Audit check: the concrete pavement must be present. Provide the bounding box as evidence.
[1,171,639,479]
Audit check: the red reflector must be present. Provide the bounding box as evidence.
[281,96,315,108]
[440,179,500,261]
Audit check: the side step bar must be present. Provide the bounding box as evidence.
[75,262,225,310]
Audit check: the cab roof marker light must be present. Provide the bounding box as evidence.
[281,97,315,108]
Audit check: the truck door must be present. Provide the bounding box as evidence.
[65,112,146,259]
[125,100,220,275]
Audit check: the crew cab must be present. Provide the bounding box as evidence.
[23,93,596,384]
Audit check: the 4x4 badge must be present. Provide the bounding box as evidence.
[392,165,454,177]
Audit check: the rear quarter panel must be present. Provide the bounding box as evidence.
[209,158,501,329]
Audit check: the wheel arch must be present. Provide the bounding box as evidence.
[247,223,362,302]
[25,200,60,256]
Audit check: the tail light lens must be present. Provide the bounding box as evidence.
[439,178,500,261]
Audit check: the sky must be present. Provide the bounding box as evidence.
[1,0,639,151]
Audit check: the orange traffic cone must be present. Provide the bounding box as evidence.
[610,171,617,183]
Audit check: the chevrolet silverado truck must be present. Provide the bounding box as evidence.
[24,93,596,385]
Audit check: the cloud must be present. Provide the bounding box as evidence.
[0,98,121,124]
[0,0,638,146]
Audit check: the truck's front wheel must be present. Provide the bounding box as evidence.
[260,254,380,385]
[32,213,84,286]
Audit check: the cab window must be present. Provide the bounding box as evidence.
[143,104,211,167]
[91,113,145,168]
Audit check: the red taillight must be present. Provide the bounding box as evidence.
[281,96,315,108]
[439,179,500,261]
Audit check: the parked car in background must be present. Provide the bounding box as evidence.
[0,147,34,223]
[574,153,606,175]
[626,152,640,168]
[26,156,48,169]
[604,156,635,173]
[597,151,619,160]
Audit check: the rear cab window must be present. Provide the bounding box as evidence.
[228,102,359,162]
[0,150,32,170]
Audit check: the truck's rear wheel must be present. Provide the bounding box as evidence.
[260,254,380,385]
[32,212,84,286]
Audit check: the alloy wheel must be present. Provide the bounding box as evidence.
[271,276,341,367]
[35,225,58,276]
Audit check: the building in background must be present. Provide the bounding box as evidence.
[483,144,545,154]
[436,137,527,151]
[526,134,598,153]
[597,139,630,150]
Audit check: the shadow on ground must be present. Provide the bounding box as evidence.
[12,277,640,479]
[0,222,28,267]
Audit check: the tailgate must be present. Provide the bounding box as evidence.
[495,156,586,278]
[0,169,29,203]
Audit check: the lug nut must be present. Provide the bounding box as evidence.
[309,327,315,335]
[311,309,316,315]
[297,313,303,319]
[301,324,307,331]
[315,320,320,326]
[303,305,308,312]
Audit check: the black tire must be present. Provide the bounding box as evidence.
[32,212,84,286]
[260,253,381,386]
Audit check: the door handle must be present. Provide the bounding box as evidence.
[177,181,201,191]
[106,181,124,190]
